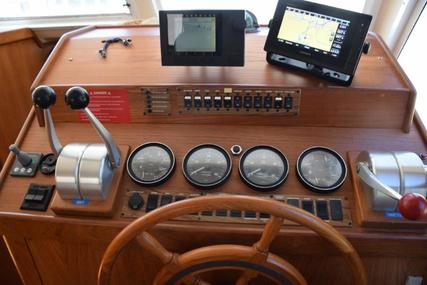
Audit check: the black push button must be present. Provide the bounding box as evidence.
[194,96,202,108]
[175,195,186,202]
[214,96,222,108]
[264,96,272,108]
[184,96,192,108]
[204,96,212,108]
[146,193,159,212]
[160,194,173,206]
[284,96,293,109]
[230,210,242,217]
[216,210,228,217]
[244,211,257,218]
[287,198,300,207]
[128,192,145,210]
[316,200,329,220]
[234,95,242,108]
[260,213,271,219]
[302,200,314,214]
[254,96,262,108]
[201,211,213,216]
[274,96,283,108]
[244,96,252,108]
[330,200,344,221]
[224,96,232,108]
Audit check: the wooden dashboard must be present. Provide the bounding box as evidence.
[0,26,426,285]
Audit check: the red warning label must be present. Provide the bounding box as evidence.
[78,89,130,123]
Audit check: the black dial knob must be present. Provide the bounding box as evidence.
[32,85,56,109]
[128,192,144,210]
[65,86,90,110]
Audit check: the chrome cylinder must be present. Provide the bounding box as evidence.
[55,143,113,201]
[55,143,88,199]
[357,151,427,211]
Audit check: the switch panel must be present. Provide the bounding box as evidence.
[21,184,54,211]
[122,191,351,227]
[10,152,42,177]
[178,87,300,115]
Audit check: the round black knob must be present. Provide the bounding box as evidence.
[65,86,90,110]
[32,85,56,109]
[128,192,144,210]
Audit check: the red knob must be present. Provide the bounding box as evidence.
[398,193,427,221]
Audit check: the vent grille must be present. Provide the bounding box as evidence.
[141,87,171,115]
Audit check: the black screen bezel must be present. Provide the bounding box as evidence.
[264,0,372,74]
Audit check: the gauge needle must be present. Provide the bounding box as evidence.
[248,168,261,176]
[190,167,205,175]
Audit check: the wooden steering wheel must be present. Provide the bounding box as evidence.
[98,195,366,285]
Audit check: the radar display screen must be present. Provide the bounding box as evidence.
[277,7,349,57]
[167,14,216,53]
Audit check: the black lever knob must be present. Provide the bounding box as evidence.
[32,85,56,109]
[9,144,32,167]
[65,86,90,110]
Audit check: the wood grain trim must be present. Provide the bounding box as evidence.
[0,107,36,188]
[414,111,427,147]
[31,25,96,126]
[31,25,95,89]
[0,28,34,46]
[3,236,43,285]
[370,32,417,133]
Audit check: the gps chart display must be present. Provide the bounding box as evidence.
[277,7,349,57]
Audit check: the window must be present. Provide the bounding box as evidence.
[0,0,130,20]
[398,4,427,124]
[156,0,367,25]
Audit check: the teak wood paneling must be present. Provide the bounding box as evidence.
[0,28,54,285]
[0,28,53,166]
[0,26,426,285]
[32,26,416,132]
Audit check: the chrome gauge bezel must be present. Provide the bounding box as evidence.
[296,146,347,193]
[127,142,176,186]
[238,145,289,192]
[182,144,232,189]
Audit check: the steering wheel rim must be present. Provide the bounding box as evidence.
[98,195,366,285]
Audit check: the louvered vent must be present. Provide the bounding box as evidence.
[141,87,171,115]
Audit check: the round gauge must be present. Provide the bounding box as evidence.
[239,145,289,192]
[183,144,232,189]
[127,142,175,186]
[296,146,347,192]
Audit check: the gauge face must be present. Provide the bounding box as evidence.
[239,145,289,191]
[127,143,175,186]
[183,144,232,189]
[296,146,347,192]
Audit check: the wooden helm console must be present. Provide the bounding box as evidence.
[0,25,426,285]
[98,195,366,285]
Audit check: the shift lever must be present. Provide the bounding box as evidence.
[32,85,62,155]
[64,86,121,168]
[9,144,32,166]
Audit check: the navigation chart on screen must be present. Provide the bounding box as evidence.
[278,7,349,56]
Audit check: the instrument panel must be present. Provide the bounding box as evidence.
[125,143,351,226]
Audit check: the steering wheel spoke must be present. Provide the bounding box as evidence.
[234,216,284,285]
[136,231,175,265]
